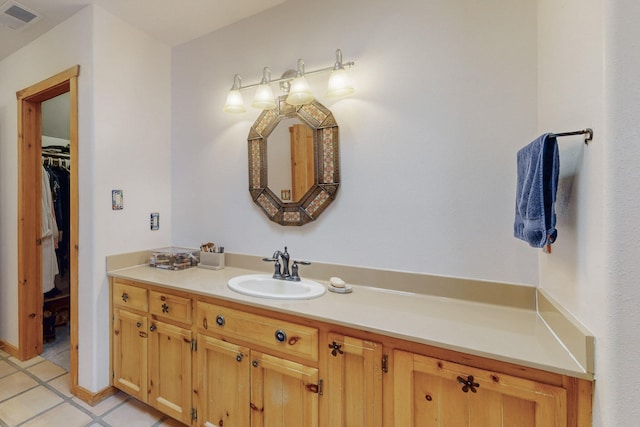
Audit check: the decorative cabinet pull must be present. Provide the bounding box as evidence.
[150,324,157,332]
[236,354,243,362]
[216,315,225,326]
[121,292,128,302]
[203,317,208,330]
[329,341,344,356]
[288,336,300,345]
[161,303,170,313]
[252,360,259,368]
[160,295,167,301]
[457,375,479,393]
[275,329,287,343]
[136,322,142,328]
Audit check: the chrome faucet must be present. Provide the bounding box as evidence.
[263,246,311,281]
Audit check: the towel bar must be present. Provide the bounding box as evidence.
[552,128,593,145]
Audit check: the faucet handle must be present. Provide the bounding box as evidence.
[263,257,282,278]
[290,260,311,281]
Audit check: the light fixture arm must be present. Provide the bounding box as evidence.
[295,58,305,77]
[260,67,271,84]
[230,51,355,92]
[333,49,344,70]
[231,74,242,90]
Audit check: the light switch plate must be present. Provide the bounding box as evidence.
[150,212,159,230]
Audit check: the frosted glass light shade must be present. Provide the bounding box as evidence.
[251,84,276,110]
[223,89,246,113]
[326,68,355,98]
[286,76,314,105]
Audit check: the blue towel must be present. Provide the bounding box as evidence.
[514,133,559,248]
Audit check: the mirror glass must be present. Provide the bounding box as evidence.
[267,117,315,203]
[248,96,340,226]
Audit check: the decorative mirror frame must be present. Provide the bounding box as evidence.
[248,96,340,226]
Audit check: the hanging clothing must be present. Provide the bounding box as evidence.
[42,165,59,293]
[45,164,70,275]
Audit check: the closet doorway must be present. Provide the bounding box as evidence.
[17,66,79,393]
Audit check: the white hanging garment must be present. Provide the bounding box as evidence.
[42,166,59,293]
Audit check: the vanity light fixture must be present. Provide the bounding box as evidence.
[223,48,355,113]
[222,74,246,114]
[286,59,314,105]
[326,49,355,98]
[250,67,277,110]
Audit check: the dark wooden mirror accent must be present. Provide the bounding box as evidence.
[248,96,340,226]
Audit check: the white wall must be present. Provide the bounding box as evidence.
[539,0,640,425]
[601,1,640,424]
[171,0,540,285]
[82,6,172,390]
[0,5,93,349]
[0,5,172,392]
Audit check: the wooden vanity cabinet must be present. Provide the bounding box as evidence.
[393,350,568,427]
[112,308,148,401]
[195,300,320,427]
[110,277,592,427]
[196,335,251,426]
[111,280,194,425]
[148,320,192,423]
[324,332,383,427]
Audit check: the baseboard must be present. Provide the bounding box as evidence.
[0,339,19,359]
[72,383,119,406]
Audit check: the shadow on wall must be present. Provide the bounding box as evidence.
[556,140,585,225]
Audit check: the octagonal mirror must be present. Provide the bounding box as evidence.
[248,96,340,226]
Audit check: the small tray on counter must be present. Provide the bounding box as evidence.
[148,247,199,270]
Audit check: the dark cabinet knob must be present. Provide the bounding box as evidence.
[252,360,259,368]
[150,324,157,332]
[236,354,243,362]
[121,292,128,302]
[216,315,225,326]
[161,303,170,313]
[275,329,287,343]
[136,322,142,328]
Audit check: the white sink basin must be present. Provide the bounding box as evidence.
[228,274,326,300]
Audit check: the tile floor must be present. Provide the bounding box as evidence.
[0,349,186,427]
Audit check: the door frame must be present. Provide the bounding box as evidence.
[17,65,80,392]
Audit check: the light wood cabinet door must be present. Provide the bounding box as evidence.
[196,334,250,427]
[393,350,567,427]
[250,351,319,427]
[325,333,383,427]
[113,308,148,402]
[148,320,193,424]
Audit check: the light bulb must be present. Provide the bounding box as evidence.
[223,89,245,113]
[251,84,276,110]
[286,76,314,105]
[326,68,355,98]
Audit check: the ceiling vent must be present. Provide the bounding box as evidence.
[0,1,41,31]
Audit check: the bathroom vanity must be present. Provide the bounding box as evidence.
[108,255,593,427]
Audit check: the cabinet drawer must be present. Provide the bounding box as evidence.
[149,291,192,324]
[197,301,318,362]
[113,281,148,312]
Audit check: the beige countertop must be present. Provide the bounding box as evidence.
[107,260,592,380]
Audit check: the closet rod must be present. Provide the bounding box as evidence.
[552,128,593,145]
[41,152,70,159]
